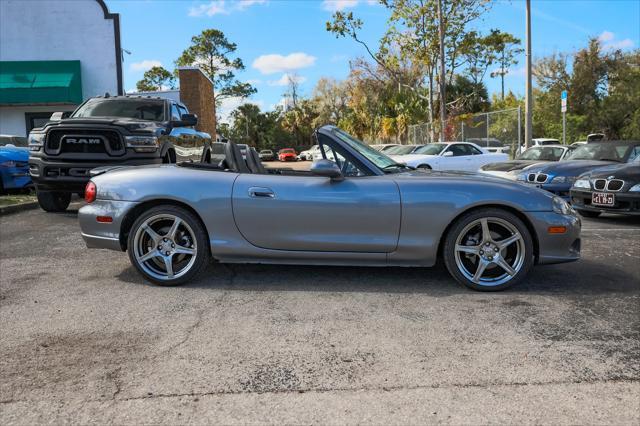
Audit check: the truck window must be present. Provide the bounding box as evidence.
[170,104,181,121]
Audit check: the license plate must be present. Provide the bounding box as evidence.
[592,192,615,206]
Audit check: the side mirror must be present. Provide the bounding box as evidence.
[442,150,454,157]
[173,113,198,127]
[310,159,343,180]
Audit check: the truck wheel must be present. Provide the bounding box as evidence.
[37,191,71,212]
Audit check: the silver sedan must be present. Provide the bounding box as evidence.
[78,126,581,291]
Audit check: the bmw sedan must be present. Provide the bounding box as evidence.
[480,145,574,180]
[78,126,581,291]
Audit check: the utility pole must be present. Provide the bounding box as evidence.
[524,0,533,149]
[437,0,446,142]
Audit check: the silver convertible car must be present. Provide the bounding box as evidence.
[79,126,581,291]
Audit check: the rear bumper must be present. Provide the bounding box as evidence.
[527,211,581,264]
[78,199,139,251]
[571,189,640,215]
[29,155,161,192]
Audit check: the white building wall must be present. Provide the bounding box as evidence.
[0,106,76,136]
[0,0,120,99]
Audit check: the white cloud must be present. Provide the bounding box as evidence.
[598,31,635,51]
[188,0,266,17]
[268,73,307,87]
[597,31,615,43]
[217,97,265,124]
[252,52,317,75]
[322,0,358,12]
[245,78,262,85]
[130,60,162,72]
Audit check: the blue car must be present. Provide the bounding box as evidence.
[517,140,640,199]
[0,144,32,193]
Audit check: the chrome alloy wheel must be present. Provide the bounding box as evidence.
[454,217,526,286]
[132,214,197,281]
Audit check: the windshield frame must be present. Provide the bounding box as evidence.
[413,143,448,156]
[568,142,636,162]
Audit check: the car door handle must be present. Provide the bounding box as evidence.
[248,187,275,198]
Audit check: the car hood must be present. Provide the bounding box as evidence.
[579,162,640,181]
[481,160,544,172]
[0,146,29,162]
[524,160,616,176]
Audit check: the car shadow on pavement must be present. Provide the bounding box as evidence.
[116,257,639,296]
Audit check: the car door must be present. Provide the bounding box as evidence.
[441,144,475,171]
[231,145,401,253]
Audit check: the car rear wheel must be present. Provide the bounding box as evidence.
[417,164,432,170]
[443,208,534,291]
[37,191,71,212]
[577,209,601,218]
[127,205,209,286]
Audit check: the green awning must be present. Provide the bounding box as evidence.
[0,60,82,105]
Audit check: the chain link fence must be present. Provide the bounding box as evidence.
[460,107,522,157]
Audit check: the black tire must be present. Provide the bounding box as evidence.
[417,164,432,169]
[443,208,534,291]
[37,190,71,212]
[577,209,601,218]
[127,205,209,286]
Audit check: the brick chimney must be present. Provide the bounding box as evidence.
[178,67,216,137]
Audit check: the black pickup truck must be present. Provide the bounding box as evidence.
[28,95,212,212]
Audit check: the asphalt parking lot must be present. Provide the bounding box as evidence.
[1,205,639,424]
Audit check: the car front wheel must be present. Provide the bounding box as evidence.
[443,208,534,291]
[127,205,209,286]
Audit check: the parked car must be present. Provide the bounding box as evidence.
[390,142,508,171]
[298,145,320,161]
[0,145,31,193]
[28,95,212,212]
[78,125,580,291]
[517,140,640,199]
[479,145,575,180]
[571,141,587,147]
[371,144,400,152]
[570,157,640,217]
[278,148,297,162]
[0,134,28,147]
[259,149,275,161]
[383,144,423,155]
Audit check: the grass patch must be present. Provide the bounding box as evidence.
[0,194,36,207]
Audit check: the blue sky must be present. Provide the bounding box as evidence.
[105,0,639,123]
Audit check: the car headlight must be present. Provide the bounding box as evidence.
[28,133,45,151]
[630,183,640,192]
[516,172,527,182]
[125,135,159,153]
[552,196,574,215]
[573,178,590,189]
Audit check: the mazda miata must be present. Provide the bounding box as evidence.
[79,126,581,291]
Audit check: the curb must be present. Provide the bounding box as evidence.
[0,201,39,216]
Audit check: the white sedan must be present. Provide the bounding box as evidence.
[390,142,508,172]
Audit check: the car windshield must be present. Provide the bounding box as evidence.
[569,142,635,162]
[518,146,565,161]
[73,99,165,121]
[413,144,447,155]
[332,129,398,169]
[538,140,559,145]
[385,145,418,155]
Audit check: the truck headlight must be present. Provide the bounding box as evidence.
[28,133,45,151]
[552,196,574,215]
[125,135,159,153]
[573,178,590,189]
[630,183,640,192]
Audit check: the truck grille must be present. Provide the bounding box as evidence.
[46,129,124,156]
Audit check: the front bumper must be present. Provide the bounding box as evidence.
[79,199,139,251]
[527,211,581,264]
[524,182,572,200]
[571,189,640,215]
[29,155,161,192]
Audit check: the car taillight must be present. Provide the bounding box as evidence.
[85,181,96,203]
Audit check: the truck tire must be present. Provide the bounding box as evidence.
[37,191,71,212]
